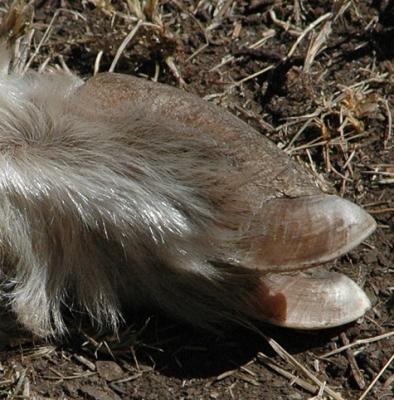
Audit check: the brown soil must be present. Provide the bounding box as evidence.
[0,1,393,399]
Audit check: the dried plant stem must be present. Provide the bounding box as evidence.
[286,12,332,60]
[258,352,318,394]
[109,19,143,73]
[383,99,392,149]
[264,336,344,400]
[320,331,394,358]
[358,354,394,400]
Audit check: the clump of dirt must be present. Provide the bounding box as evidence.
[0,1,393,399]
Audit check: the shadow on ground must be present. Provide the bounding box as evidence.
[62,312,348,380]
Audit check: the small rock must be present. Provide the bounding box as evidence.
[362,251,378,265]
[80,385,121,400]
[96,360,124,382]
[288,393,303,400]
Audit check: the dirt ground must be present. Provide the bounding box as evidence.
[0,0,393,399]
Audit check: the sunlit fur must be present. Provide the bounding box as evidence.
[0,70,262,337]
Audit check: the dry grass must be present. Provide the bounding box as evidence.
[0,1,393,399]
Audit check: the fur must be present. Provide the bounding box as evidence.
[0,70,260,337]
